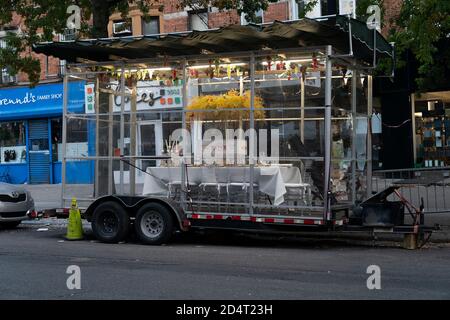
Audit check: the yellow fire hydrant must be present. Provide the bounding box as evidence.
[65,197,84,240]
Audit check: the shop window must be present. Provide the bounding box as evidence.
[52,118,88,162]
[241,9,264,25]
[51,118,62,162]
[141,16,160,35]
[414,97,450,167]
[0,121,26,164]
[0,39,17,84]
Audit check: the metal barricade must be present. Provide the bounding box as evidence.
[372,167,450,214]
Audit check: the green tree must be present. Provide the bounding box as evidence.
[0,0,279,86]
[388,0,450,90]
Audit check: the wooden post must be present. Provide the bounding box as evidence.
[403,234,418,250]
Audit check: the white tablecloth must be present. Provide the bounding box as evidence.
[142,166,301,206]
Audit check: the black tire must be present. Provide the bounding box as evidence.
[0,221,21,229]
[134,202,174,245]
[91,201,130,243]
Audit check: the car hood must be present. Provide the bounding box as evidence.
[0,183,27,194]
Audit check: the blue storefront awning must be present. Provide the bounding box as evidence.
[0,81,85,121]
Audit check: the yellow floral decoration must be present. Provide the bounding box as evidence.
[186,90,265,121]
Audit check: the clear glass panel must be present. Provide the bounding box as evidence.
[62,52,372,213]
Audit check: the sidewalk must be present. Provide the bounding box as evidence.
[22,184,62,211]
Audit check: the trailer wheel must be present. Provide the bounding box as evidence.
[91,201,130,243]
[134,203,174,245]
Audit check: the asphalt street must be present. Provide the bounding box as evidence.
[0,223,449,300]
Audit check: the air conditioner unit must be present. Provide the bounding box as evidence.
[113,21,132,35]
[1,73,15,84]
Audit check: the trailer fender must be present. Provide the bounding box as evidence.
[84,195,190,232]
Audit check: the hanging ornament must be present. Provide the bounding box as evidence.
[235,67,242,77]
[311,53,324,71]
[227,65,232,78]
[276,60,281,70]
[266,56,272,71]
[189,68,198,78]
[207,59,214,79]
[141,69,148,81]
[172,69,177,81]
[214,59,220,78]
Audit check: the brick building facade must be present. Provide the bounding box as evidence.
[381,0,403,36]
[1,12,61,86]
[2,0,404,86]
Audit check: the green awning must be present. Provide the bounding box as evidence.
[33,16,393,67]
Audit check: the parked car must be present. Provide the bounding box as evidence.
[0,183,35,229]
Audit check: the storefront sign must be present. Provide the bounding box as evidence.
[0,81,85,121]
[84,84,95,114]
[111,80,183,112]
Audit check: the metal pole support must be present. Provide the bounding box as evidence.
[323,45,333,222]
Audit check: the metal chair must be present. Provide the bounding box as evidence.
[280,166,312,206]
[226,167,258,213]
[198,166,227,212]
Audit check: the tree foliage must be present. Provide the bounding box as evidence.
[388,0,450,90]
[0,0,278,86]
[2,0,448,90]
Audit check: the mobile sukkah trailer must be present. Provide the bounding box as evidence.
[34,16,433,248]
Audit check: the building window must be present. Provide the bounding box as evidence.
[292,0,338,19]
[52,118,88,162]
[59,59,67,77]
[142,16,160,35]
[113,20,132,36]
[0,68,16,84]
[189,11,208,31]
[241,9,264,25]
[0,121,26,164]
[0,39,17,85]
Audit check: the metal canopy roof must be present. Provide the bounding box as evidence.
[33,16,393,66]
